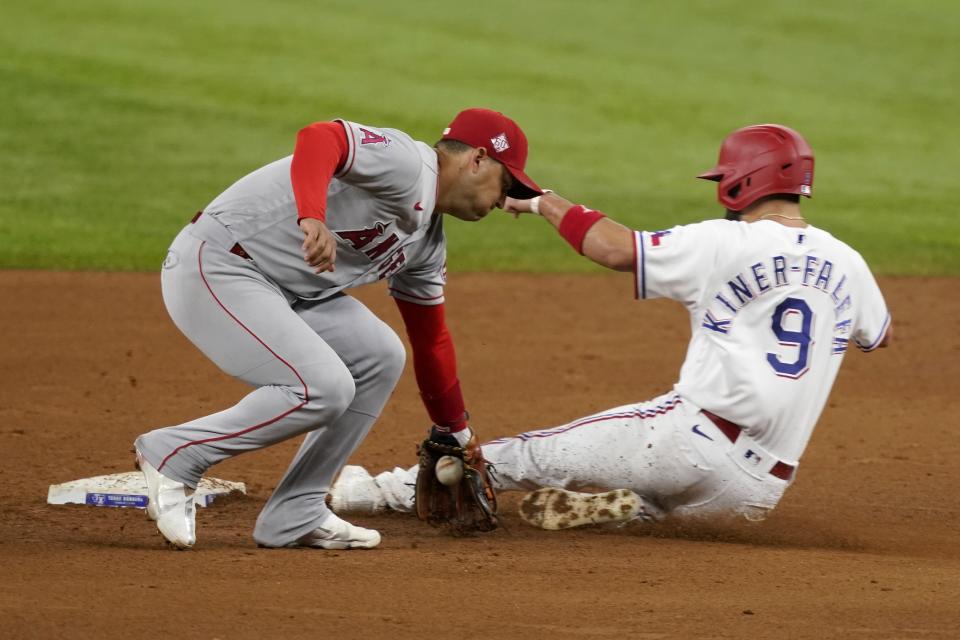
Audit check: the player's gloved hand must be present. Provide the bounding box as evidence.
[414,425,499,533]
[299,217,337,273]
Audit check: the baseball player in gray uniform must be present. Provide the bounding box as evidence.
[134,108,542,549]
[331,124,893,530]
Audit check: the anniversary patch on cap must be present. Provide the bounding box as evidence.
[441,108,541,199]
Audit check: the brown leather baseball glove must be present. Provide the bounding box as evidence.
[415,426,499,534]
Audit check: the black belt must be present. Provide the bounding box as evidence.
[701,410,795,481]
[190,211,252,261]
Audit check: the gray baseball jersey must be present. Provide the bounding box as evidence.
[136,119,449,547]
[204,119,446,305]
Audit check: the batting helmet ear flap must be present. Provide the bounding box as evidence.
[726,182,742,202]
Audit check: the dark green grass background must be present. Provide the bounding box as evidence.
[2,0,957,274]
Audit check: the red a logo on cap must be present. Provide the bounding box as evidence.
[360,128,389,146]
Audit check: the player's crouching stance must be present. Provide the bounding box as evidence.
[331,124,893,531]
[132,108,542,548]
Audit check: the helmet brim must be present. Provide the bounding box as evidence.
[696,168,724,182]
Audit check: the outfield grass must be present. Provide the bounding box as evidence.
[1,0,957,274]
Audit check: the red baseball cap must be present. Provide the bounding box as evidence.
[441,108,543,199]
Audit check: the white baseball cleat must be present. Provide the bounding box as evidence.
[292,512,381,550]
[329,465,386,515]
[519,488,644,530]
[136,449,196,549]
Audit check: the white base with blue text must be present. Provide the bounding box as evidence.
[47,471,246,509]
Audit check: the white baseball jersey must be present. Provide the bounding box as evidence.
[633,219,890,464]
[203,119,446,305]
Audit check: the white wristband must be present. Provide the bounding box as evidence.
[529,189,552,215]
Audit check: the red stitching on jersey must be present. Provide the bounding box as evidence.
[632,230,639,300]
[157,241,309,472]
[388,287,444,302]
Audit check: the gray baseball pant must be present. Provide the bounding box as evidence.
[135,219,405,546]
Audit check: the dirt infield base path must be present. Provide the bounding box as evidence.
[1,271,958,639]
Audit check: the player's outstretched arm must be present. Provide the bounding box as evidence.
[504,193,635,272]
[393,299,499,532]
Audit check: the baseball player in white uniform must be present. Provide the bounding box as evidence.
[330,124,893,530]
[133,108,543,549]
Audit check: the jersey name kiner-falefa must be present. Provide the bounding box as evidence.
[633,219,890,464]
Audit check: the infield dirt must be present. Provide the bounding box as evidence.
[1,271,957,639]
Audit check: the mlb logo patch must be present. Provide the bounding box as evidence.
[490,132,510,153]
[800,185,811,195]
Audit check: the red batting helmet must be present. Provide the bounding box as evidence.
[697,124,814,212]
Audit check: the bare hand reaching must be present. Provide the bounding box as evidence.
[503,196,535,216]
[299,218,337,273]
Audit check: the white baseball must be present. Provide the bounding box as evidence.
[435,455,464,486]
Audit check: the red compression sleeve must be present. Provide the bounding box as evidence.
[394,299,468,432]
[290,121,350,223]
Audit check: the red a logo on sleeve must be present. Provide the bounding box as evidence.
[360,127,390,147]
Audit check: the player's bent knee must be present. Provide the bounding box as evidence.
[376,331,406,384]
[321,370,357,417]
[298,362,357,418]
